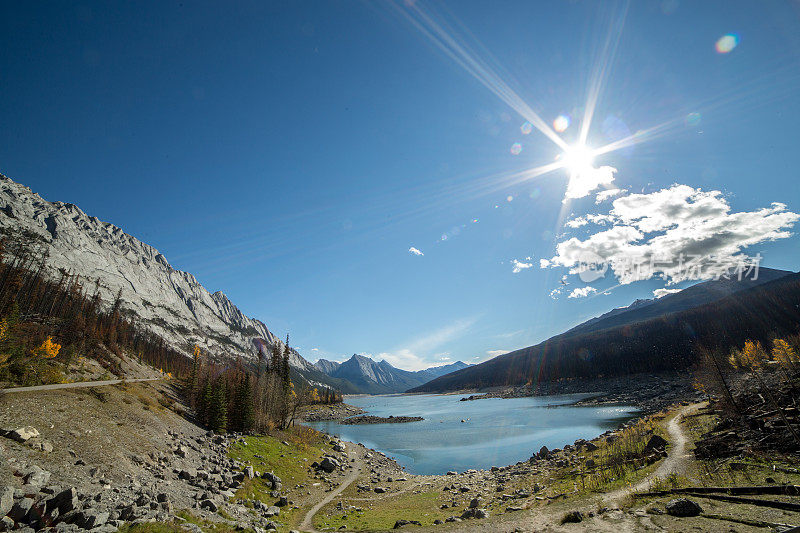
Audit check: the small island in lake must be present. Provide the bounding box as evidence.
[340,414,424,425]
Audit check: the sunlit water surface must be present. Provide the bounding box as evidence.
[306,393,637,475]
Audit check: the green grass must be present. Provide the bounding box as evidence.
[117,511,254,533]
[315,490,450,531]
[229,428,327,483]
[228,431,326,498]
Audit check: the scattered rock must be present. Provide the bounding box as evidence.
[460,508,488,519]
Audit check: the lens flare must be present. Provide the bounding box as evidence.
[520,121,533,135]
[553,114,571,132]
[685,112,701,126]
[715,34,739,54]
[510,142,522,155]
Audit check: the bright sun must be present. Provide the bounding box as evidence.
[561,144,595,176]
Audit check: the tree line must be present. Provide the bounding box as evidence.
[185,341,342,433]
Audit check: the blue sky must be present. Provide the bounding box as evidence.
[2,1,800,370]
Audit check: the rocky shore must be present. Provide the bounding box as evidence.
[459,372,698,414]
[339,415,423,425]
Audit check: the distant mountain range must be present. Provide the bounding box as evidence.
[412,268,799,393]
[312,355,470,394]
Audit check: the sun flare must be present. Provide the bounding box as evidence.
[560,144,596,176]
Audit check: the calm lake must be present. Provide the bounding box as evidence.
[307,393,638,475]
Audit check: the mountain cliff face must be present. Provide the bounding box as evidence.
[0,174,313,371]
[313,355,471,394]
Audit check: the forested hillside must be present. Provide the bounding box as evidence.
[412,271,800,392]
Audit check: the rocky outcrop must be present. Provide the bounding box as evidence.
[0,175,313,371]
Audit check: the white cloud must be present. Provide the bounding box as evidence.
[545,184,799,287]
[539,258,551,268]
[565,214,615,228]
[409,246,424,256]
[376,317,477,371]
[564,166,617,202]
[653,288,682,298]
[568,286,597,298]
[486,349,510,357]
[311,348,319,352]
[595,188,627,204]
[511,259,534,273]
[565,217,589,229]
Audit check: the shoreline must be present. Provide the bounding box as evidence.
[299,375,702,479]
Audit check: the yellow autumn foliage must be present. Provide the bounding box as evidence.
[35,336,61,359]
[772,338,798,367]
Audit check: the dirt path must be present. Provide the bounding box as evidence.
[299,445,363,533]
[604,402,702,502]
[2,377,162,393]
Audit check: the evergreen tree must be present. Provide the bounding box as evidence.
[209,379,227,433]
[236,374,255,432]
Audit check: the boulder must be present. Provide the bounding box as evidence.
[264,506,280,517]
[665,498,702,517]
[178,468,197,480]
[393,519,422,528]
[537,446,549,459]
[47,487,79,515]
[244,466,254,479]
[318,457,339,473]
[0,516,13,531]
[199,499,218,512]
[560,510,583,524]
[0,486,14,516]
[469,497,483,509]
[645,434,668,451]
[74,509,110,529]
[9,498,34,523]
[8,426,39,443]
[584,442,598,451]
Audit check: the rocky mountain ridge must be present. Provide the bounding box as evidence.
[0,174,313,372]
[312,355,470,394]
